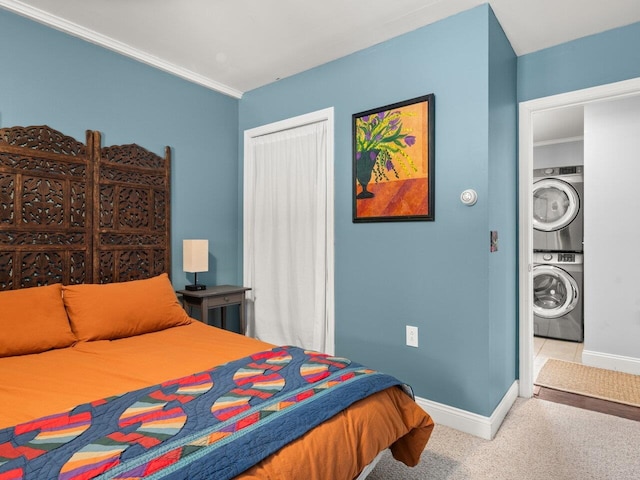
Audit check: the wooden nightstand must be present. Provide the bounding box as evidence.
[177,285,251,334]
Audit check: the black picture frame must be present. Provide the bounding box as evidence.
[352,94,435,223]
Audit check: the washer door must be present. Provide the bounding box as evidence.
[533,179,580,232]
[533,265,579,319]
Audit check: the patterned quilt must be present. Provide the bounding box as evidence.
[0,346,410,480]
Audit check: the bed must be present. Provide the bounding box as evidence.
[0,126,434,479]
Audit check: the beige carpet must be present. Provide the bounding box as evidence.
[368,397,640,480]
[535,359,640,408]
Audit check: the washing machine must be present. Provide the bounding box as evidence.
[533,165,583,252]
[533,251,583,342]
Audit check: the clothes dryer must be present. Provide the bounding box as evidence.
[533,166,583,252]
[533,252,583,342]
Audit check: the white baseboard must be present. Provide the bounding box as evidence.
[414,381,519,440]
[582,350,640,375]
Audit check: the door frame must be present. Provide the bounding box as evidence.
[243,107,335,355]
[518,77,640,398]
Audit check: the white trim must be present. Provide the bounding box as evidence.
[518,76,640,399]
[0,0,243,99]
[243,108,335,138]
[414,381,519,440]
[533,135,584,147]
[582,350,640,376]
[518,103,535,398]
[243,107,335,355]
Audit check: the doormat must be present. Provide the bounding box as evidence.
[535,359,640,408]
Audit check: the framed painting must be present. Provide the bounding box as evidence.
[352,94,435,222]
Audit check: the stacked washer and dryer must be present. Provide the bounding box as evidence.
[532,166,584,342]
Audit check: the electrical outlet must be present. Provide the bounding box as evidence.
[406,325,418,348]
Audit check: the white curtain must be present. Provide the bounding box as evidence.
[246,121,329,351]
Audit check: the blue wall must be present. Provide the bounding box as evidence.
[240,5,517,416]
[0,9,240,289]
[518,21,640,101]
[487,11,518,410]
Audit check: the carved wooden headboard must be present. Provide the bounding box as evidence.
[0,125,171,290]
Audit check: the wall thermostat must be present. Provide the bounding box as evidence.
[460,189,478,206]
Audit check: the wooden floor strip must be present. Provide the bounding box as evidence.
[534,385,640,422]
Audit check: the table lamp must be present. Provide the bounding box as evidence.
[183,239,208,291]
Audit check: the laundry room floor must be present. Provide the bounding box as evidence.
[532,337,640,421]
[533,336,584,380]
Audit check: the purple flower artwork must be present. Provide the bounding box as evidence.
[352,94,435,222]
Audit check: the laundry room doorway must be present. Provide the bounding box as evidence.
[518,77,640,398]
[530,109,585,380]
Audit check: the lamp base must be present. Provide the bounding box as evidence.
[185,284,207,291]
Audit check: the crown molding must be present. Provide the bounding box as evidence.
[533,135,584,147]
[0,0,243,99]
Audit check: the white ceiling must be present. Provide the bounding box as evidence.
[1,0,639,98]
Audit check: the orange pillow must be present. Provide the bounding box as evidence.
[0,284,77,357]
[63,273,191,341]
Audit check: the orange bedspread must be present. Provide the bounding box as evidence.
[0,322,433,478]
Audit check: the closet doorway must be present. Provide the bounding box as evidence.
[518,78,640,398]
[243,108,335,354]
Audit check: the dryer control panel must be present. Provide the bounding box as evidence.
[533,252,583,265]
[558,166,582,175]
[557,252,575,262]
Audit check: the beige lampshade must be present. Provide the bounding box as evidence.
[183,239,209,273]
